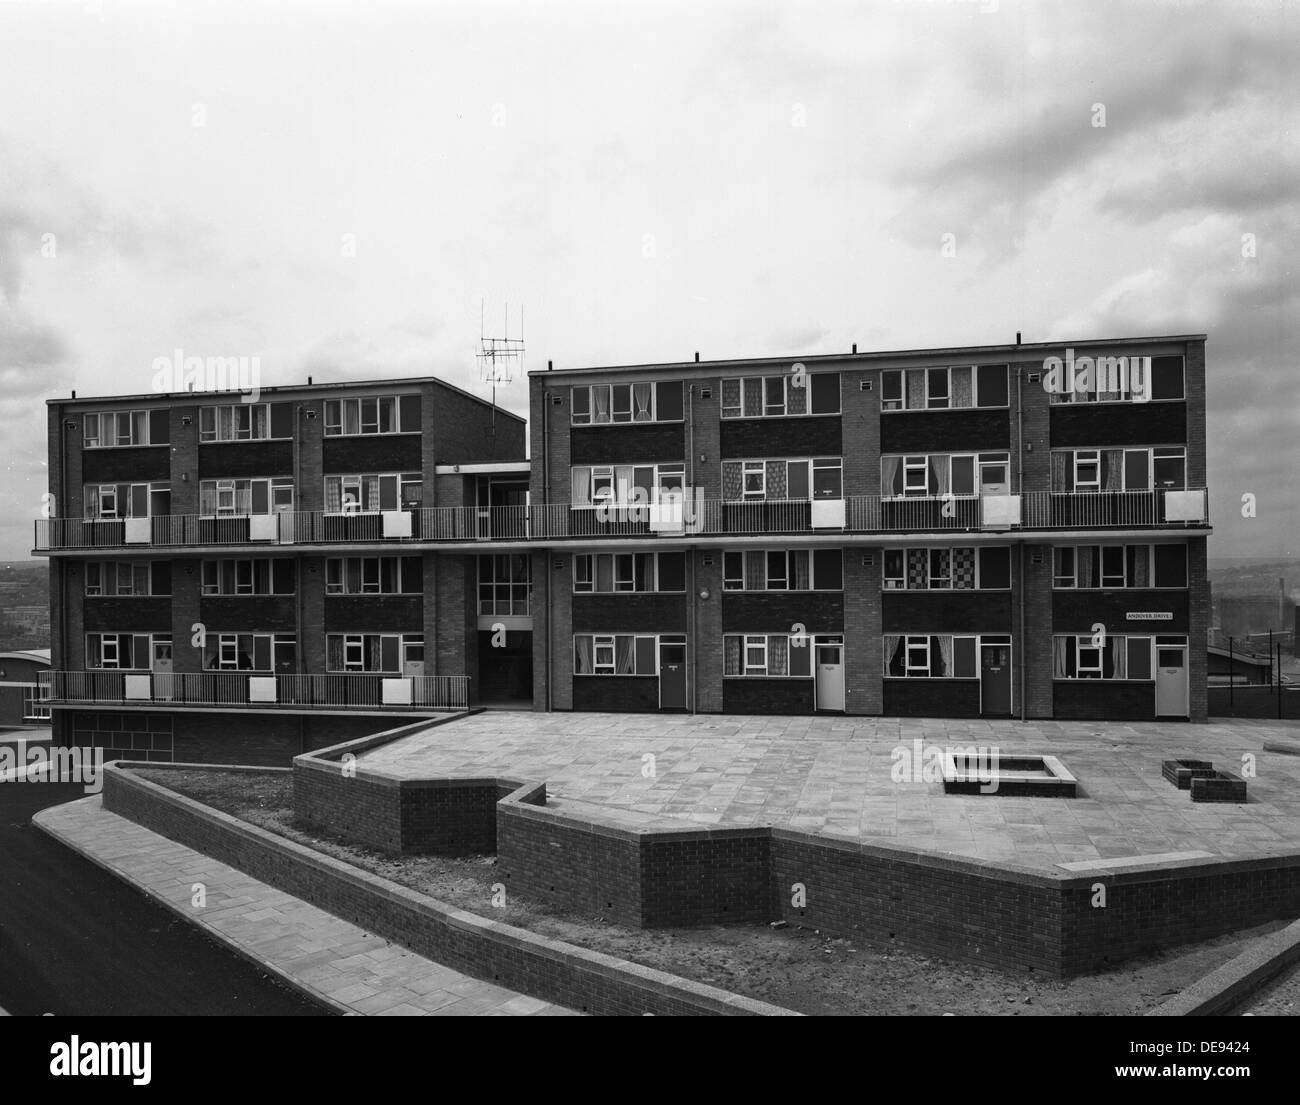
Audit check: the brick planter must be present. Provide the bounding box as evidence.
[1162,759,1216,789]
[1191,771,1248,803]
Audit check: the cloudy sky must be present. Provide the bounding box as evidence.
[1,0,1295,561]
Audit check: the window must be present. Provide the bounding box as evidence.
[199,404,271,442]
[82,410,167,447]
[1052,544,1187,589]
[1048,355,1184,404]
[722,457,843,502]
[720,373,840,418]
[201,559,296,596]
[570,463,685,507]
[570,380,684,425]
[743,462,765,499]
[573,634,659,675]
[325,556,420,596]
[323,396,400,435]
[325,633,418,673]
[1052,635,1152,680]
[880,365,1007,411]
[478,554,529,614]
[879,546,1009,590]
[1051,447,1186,492]
[722,633,808,677]
[325,473,421,512]
[721,549,841,591]
[84,561,170,596]
[199,477,294,515]
[86,633,170,670]
[204,632,297,672]
[884,634,985,677]
[83,482,169,520]
[572,552,683,593]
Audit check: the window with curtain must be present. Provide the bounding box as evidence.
[616,635,634,674]
[768,635,789,676]
[1077,546,1095,588]
[766,460,788,499]
[935,635,952,677]
[724,636,741,675]
[951,366,973,407]
[1053,636,1071,678]
[744,550,765,589]
[1129,544,1149,587]
[929,456,950,497]
[1050,452,1069,491]
[575,636,593,674]
[633,383,652,421]
[884,635,904,676]
[1107,636,1126,679]
[742,379,762,416]
[721,378,741,417]
[1103,449,1124,491]
[792,551,811,589]
[881,456,902,497]
[571,468,591,505]
[593,387,610,422]
[906,369,925,409]
[325,479,342,512]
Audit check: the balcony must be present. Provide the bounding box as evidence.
[43,671,469,712]
[34,489,1209,551]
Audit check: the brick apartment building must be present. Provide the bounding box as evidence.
[35,334,1210,764]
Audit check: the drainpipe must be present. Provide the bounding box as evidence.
[688,383,696,714]
[1016,364,1026,721]
[542,387,552,712]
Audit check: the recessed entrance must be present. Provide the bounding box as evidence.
[476,629,533,706]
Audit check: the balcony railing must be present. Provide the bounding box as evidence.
[34,489,1209,550]
[45,670,469,711]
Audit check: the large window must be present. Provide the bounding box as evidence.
[83,482,170,520]
[324,473,422,512]
[479,554,530,614]
[1048,354,1185,404]
[572,634,662,675]
[880,453,1009,498]
[85,561,172,597]
[880,364,1008,411]
[203,632,297,672]
[722,457,842,501]
[83,410,168,448]
[199,477,294,515]
[573,552,685,593]
[324,556,421,595]
[883,634,999,678]
[882,546,1010,590]
[199,404,271,442]
[722,632,818,677]
[86,633,171,670]
[1051,634,1170,680]
[1052,544,1188,589]
[721,373,840,418]
[570,463,685,507]
[722,549,843,591]
[202,559,296,596]
[325,396,399,435]
[571,381,684,425]
[1050,447,1186,492]
[325,633,421,673]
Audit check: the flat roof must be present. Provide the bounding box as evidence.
[529,334,1208,377]
[46,373,527,424]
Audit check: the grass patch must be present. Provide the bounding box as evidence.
[147,766,1284,1016]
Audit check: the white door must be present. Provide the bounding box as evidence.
[402,642,425,680]
[152,640,174,701]
[979,459,1009,496]
[815,639,845,712]
[1155,645,1188,717]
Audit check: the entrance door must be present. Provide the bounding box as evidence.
[659,642,686,710]
[815,639,845,711]
[1155,644,1189,717]
[152,640,174,702]
[979,459,1009,496]
[402,641,425,680]
[980,643,1011,716]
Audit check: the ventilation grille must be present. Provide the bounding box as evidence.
[862,554,874,566]
[1027,372,1041,383]
[550,394,563,405]
[859,379,872,391]
[1031,548,1044,565]
[702,554,714,567]
[700,386,712,399]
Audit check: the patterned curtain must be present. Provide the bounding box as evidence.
[742,378,762,416]
[769,635,789,676]
[906,369,925,409]
[364,476,380,510]
[325,478,342,512]
[724,636,741,675]
[951,366,973,408]
[766,460,787,499]
[787,382,806,415]
[953,548,976,589]
[721,378,741,416]
[745,551,765,589]
[1103,449,1124,491]
[792,551,810,589]
[935,635,952,677]
[907,549,927,589]
[1131,544,1149,587]
[722,462,743,500]
[1077,546,1095,588]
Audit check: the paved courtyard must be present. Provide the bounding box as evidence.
[360,713,1300,871]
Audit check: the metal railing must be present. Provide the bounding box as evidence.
[46,670,469,711]
[34,489,1209,549]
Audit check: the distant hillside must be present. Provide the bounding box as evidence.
[0,561,49,650]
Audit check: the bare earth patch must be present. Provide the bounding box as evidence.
[150,768,1284,1016]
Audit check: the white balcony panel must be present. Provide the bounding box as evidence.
[649,502,685,534]
[382,677,413,705]
[811,498,846,530]
[249,514,278,541]
[248,676,278,703]
[981,494,1021,528]
[123,674,152,701]
[124,518,151,544]
[382,510,413,538]
[1164,489,1206,522]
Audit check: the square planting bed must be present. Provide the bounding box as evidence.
[941,752,1077,797]
[1162,759,1217,789]
[1190,771,1248,803]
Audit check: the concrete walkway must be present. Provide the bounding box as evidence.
[35,797,578,1017]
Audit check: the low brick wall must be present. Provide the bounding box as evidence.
[102,763,795,1016]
